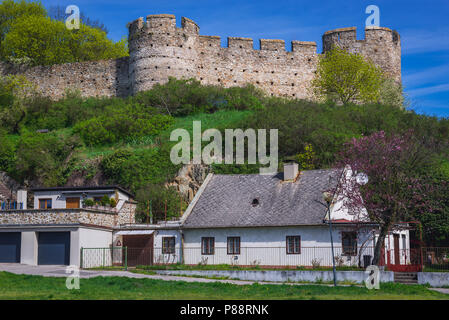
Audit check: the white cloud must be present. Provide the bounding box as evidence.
[406,83,449,97]
[403,63,449,88]
[401,29,449,55]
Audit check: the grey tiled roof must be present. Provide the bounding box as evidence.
[183,169,341,228]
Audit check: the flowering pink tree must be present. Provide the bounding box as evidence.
[337,131,436,265]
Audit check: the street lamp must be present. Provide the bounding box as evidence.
[323,169,369,287]
[324,188,338,287]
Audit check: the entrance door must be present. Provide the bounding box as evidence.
[66,197,80,209]
[38,232,70,265]
[122,235,153,267]
[0,232,21,263]
[393,234,400,265]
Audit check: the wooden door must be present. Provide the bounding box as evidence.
[66,197,80,209]
[122,235,154,266]
[394,234,400,265]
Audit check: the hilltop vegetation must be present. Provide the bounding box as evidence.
[0,0,128,66]
[0,76,447,243]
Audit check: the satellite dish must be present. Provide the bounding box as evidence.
[356,173,369,185]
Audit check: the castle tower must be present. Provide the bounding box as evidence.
[322,26,401,83]
[127,14,200,94]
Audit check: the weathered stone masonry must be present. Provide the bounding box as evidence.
[0,201,137,229]
[0,14,401,100]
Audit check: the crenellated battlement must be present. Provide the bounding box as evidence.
[322,26,401,81]
[322,26,400,50]
[0,14,402,100]
[198,35,317,54]
[128,14,199,39]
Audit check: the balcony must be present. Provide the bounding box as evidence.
[0,201,136,229]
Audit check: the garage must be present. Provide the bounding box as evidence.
[0,232,21,263]
[38,232,70,265]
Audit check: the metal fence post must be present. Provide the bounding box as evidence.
[124,247,128,271]
[80,247,83,269]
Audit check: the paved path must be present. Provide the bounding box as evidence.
[0,263,348,287]
[429,288,449,294]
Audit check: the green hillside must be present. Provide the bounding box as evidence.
[0,72,448,245]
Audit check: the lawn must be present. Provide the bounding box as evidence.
[0,271,447,300]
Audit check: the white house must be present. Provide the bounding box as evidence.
[0,186,136,266]
[114,163,412,269]
[32,185,133,210]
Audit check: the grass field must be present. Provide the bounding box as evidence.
[0,271,447,300]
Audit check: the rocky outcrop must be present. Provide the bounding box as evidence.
[65,158,107,187]
[0,171,21,201]
[167,163,211,202]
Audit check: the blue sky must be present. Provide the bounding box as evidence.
[40,0,449,118]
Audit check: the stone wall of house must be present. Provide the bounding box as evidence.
[0,14,401,100]
[116,201,137,225]
[0,201,136,228]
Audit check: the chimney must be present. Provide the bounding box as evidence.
[283,162,299,181]
[17,189,27,209]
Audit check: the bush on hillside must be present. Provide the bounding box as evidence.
[73,108,173,146]
[12,130,81,186]
[101,145,179,192]
[134,78,265,116]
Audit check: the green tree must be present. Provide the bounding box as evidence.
[101,146,179,192]
[379,78,406,108]
[13,130,80,186]
[135,184,185,223]
[1,15,128,66]
[0,129,16,172]
[0,75,37,133]
[47,4,108,34]
[0,0,46,45]
[312,47,384,104]
[295,143,316,170]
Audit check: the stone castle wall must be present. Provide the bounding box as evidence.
[0,57,130,100]
[0,14,401,100]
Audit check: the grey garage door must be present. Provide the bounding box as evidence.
[38,232,70,265]
[0,232,21,263]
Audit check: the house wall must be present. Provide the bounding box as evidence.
[153,229,183,265]
[33,190,130,209]
[1,226,112,267]
[75,227,113,267]
[20,231,38,265]
[182,226,375,267]
[33,191,68,209]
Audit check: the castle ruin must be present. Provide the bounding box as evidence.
[0,14,401,100]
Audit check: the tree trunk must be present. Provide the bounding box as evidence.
[372,224,390,266]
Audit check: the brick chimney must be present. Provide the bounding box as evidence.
[283,162,299,181]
